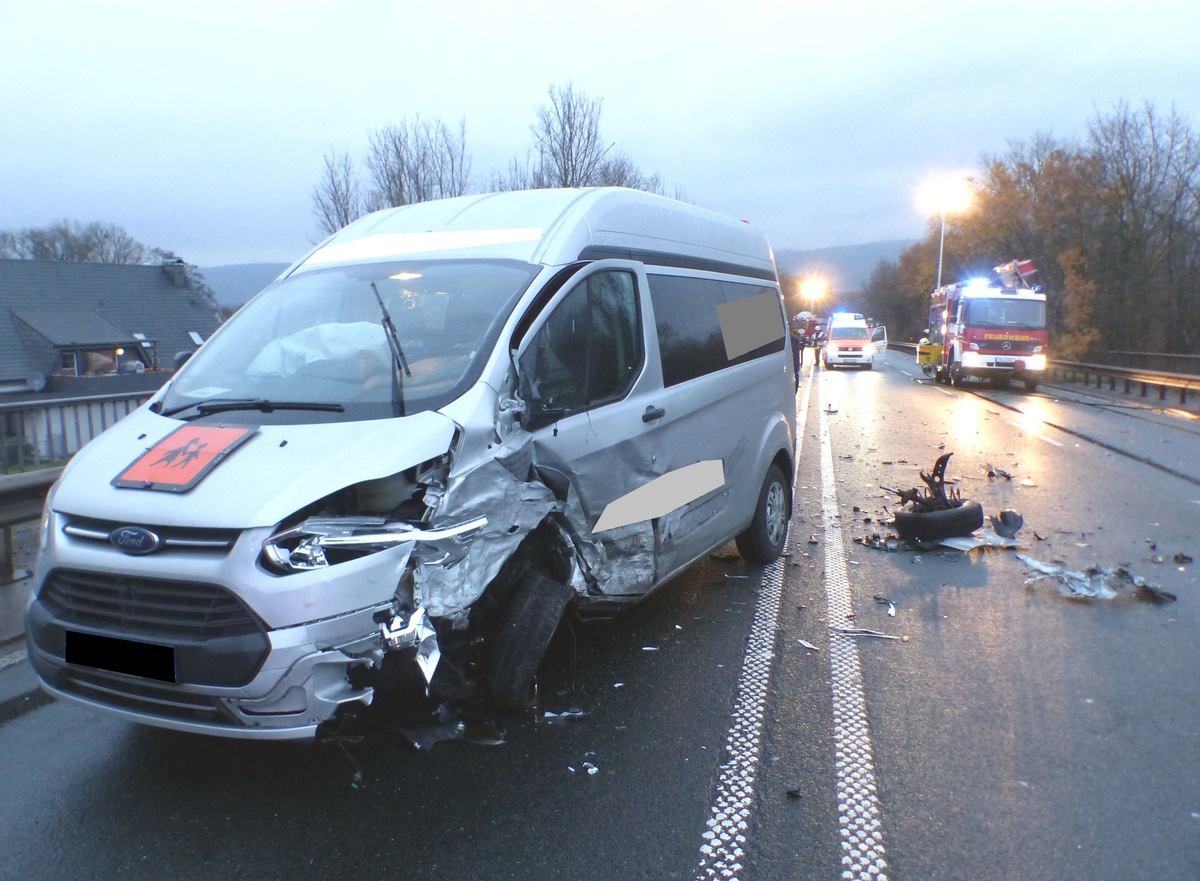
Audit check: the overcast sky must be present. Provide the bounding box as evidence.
[3,0,1198,267]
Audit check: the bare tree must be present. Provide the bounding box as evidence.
[312,150,366,237]
[364,116,471,210]
[531,83,611,187]
[0,220,149,263]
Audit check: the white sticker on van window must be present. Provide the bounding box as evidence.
[716,291,785,361]
[592,460,725,535]
[304,228,544,265]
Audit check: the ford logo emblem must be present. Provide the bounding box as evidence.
[109,526,163,555]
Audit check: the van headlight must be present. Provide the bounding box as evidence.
[261,515,487,573]
[863,343,876,357]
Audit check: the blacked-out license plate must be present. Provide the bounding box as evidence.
[65,631,177,683]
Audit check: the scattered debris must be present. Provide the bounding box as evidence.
[830,626,903,640]
[786,787,803,799]
[797,638,820,651]
[985,463,1014,480]
[1016,553,1177,603]
[939,527,1024,552]
[873,595,897,616]
[1175,553,1194,565]
[1019,478,1037,487]
[399,717,507,751]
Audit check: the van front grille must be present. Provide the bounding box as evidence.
[40,569,263,639]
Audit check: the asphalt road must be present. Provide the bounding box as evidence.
[1,349,1197,881]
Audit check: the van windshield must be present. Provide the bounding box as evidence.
[829,326,868,340]
[159,259,537,423]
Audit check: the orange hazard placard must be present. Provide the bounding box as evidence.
[112,425,256,492]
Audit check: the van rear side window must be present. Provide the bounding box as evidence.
[647,275,783,387]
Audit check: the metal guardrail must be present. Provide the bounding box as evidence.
[0,390,151,474]
[887,342,1199,407]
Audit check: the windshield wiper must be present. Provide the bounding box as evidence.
[159,398,345,418]
[371,281,410,417]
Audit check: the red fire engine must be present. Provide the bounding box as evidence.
[917,260,1048,391]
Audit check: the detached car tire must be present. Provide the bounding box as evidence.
[488,571,575,710]
[736,463,791,564]
[892,501,983,544]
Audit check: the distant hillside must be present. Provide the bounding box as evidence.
[200,263,289,308]
[776,240,916,291]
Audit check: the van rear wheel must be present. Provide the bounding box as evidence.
[736,463,790,564]
[488,572,574,710]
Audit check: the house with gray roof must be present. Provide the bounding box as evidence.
[0,258,222,395]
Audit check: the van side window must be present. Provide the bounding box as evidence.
[648,275,784,387]
[521,270,642,418]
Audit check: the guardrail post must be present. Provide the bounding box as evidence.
[0,525,14,584]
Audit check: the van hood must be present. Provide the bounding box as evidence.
[51,407,458,529]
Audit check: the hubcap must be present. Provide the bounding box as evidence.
[765,481,787,547]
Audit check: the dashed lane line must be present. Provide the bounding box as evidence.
[693,363,815,880]
[819,375,890,881]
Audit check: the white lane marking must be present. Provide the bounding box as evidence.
[820,378,890,880]
[693,365,814,881]
[0,648,28,672]
[1006,419,1064,447]
[934,385,955,396]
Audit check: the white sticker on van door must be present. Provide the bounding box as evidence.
[716,291,785,361]
[591,460,725,535]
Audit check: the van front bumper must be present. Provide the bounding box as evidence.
[26,593,393,739]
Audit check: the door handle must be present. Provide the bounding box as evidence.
[642,406,666,423]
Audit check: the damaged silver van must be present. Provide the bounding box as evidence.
[26,187,796,739]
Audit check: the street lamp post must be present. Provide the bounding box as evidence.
[919,176,973,291]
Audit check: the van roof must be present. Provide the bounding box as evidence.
[293,188,777,280]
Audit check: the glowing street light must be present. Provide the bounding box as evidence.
[800,278,827,315]
[917,176,974,289]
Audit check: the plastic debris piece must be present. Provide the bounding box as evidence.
[1174,553,1194,564]
[400,716,506,751]
[873,595,897,616]
[724,574,750,579]
[940,528,1024,552]
[642,646,659,651]
[989,510,1024,538]
[797,638,820,651]
[1016,553,1176,602]
[830,626,902,640]
[1019,478,1037,487]
[582,761,599,776]
[786,788,803,799]
[544,707,587,724]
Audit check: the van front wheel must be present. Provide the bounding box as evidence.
[488,572,574,710]
[736,463,791,564]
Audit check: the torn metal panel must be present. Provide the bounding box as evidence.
[413,451,556,617]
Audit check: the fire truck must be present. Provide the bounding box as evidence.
[916,260,1048,391]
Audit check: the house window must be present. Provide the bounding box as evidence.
[188,331,205,346]
[60,351,78,377]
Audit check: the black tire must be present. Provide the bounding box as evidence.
[950,365,965,387]
[892,501,983,544]
[864,363,873,370]
[736,463,791,563]
[488,571,574,710]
